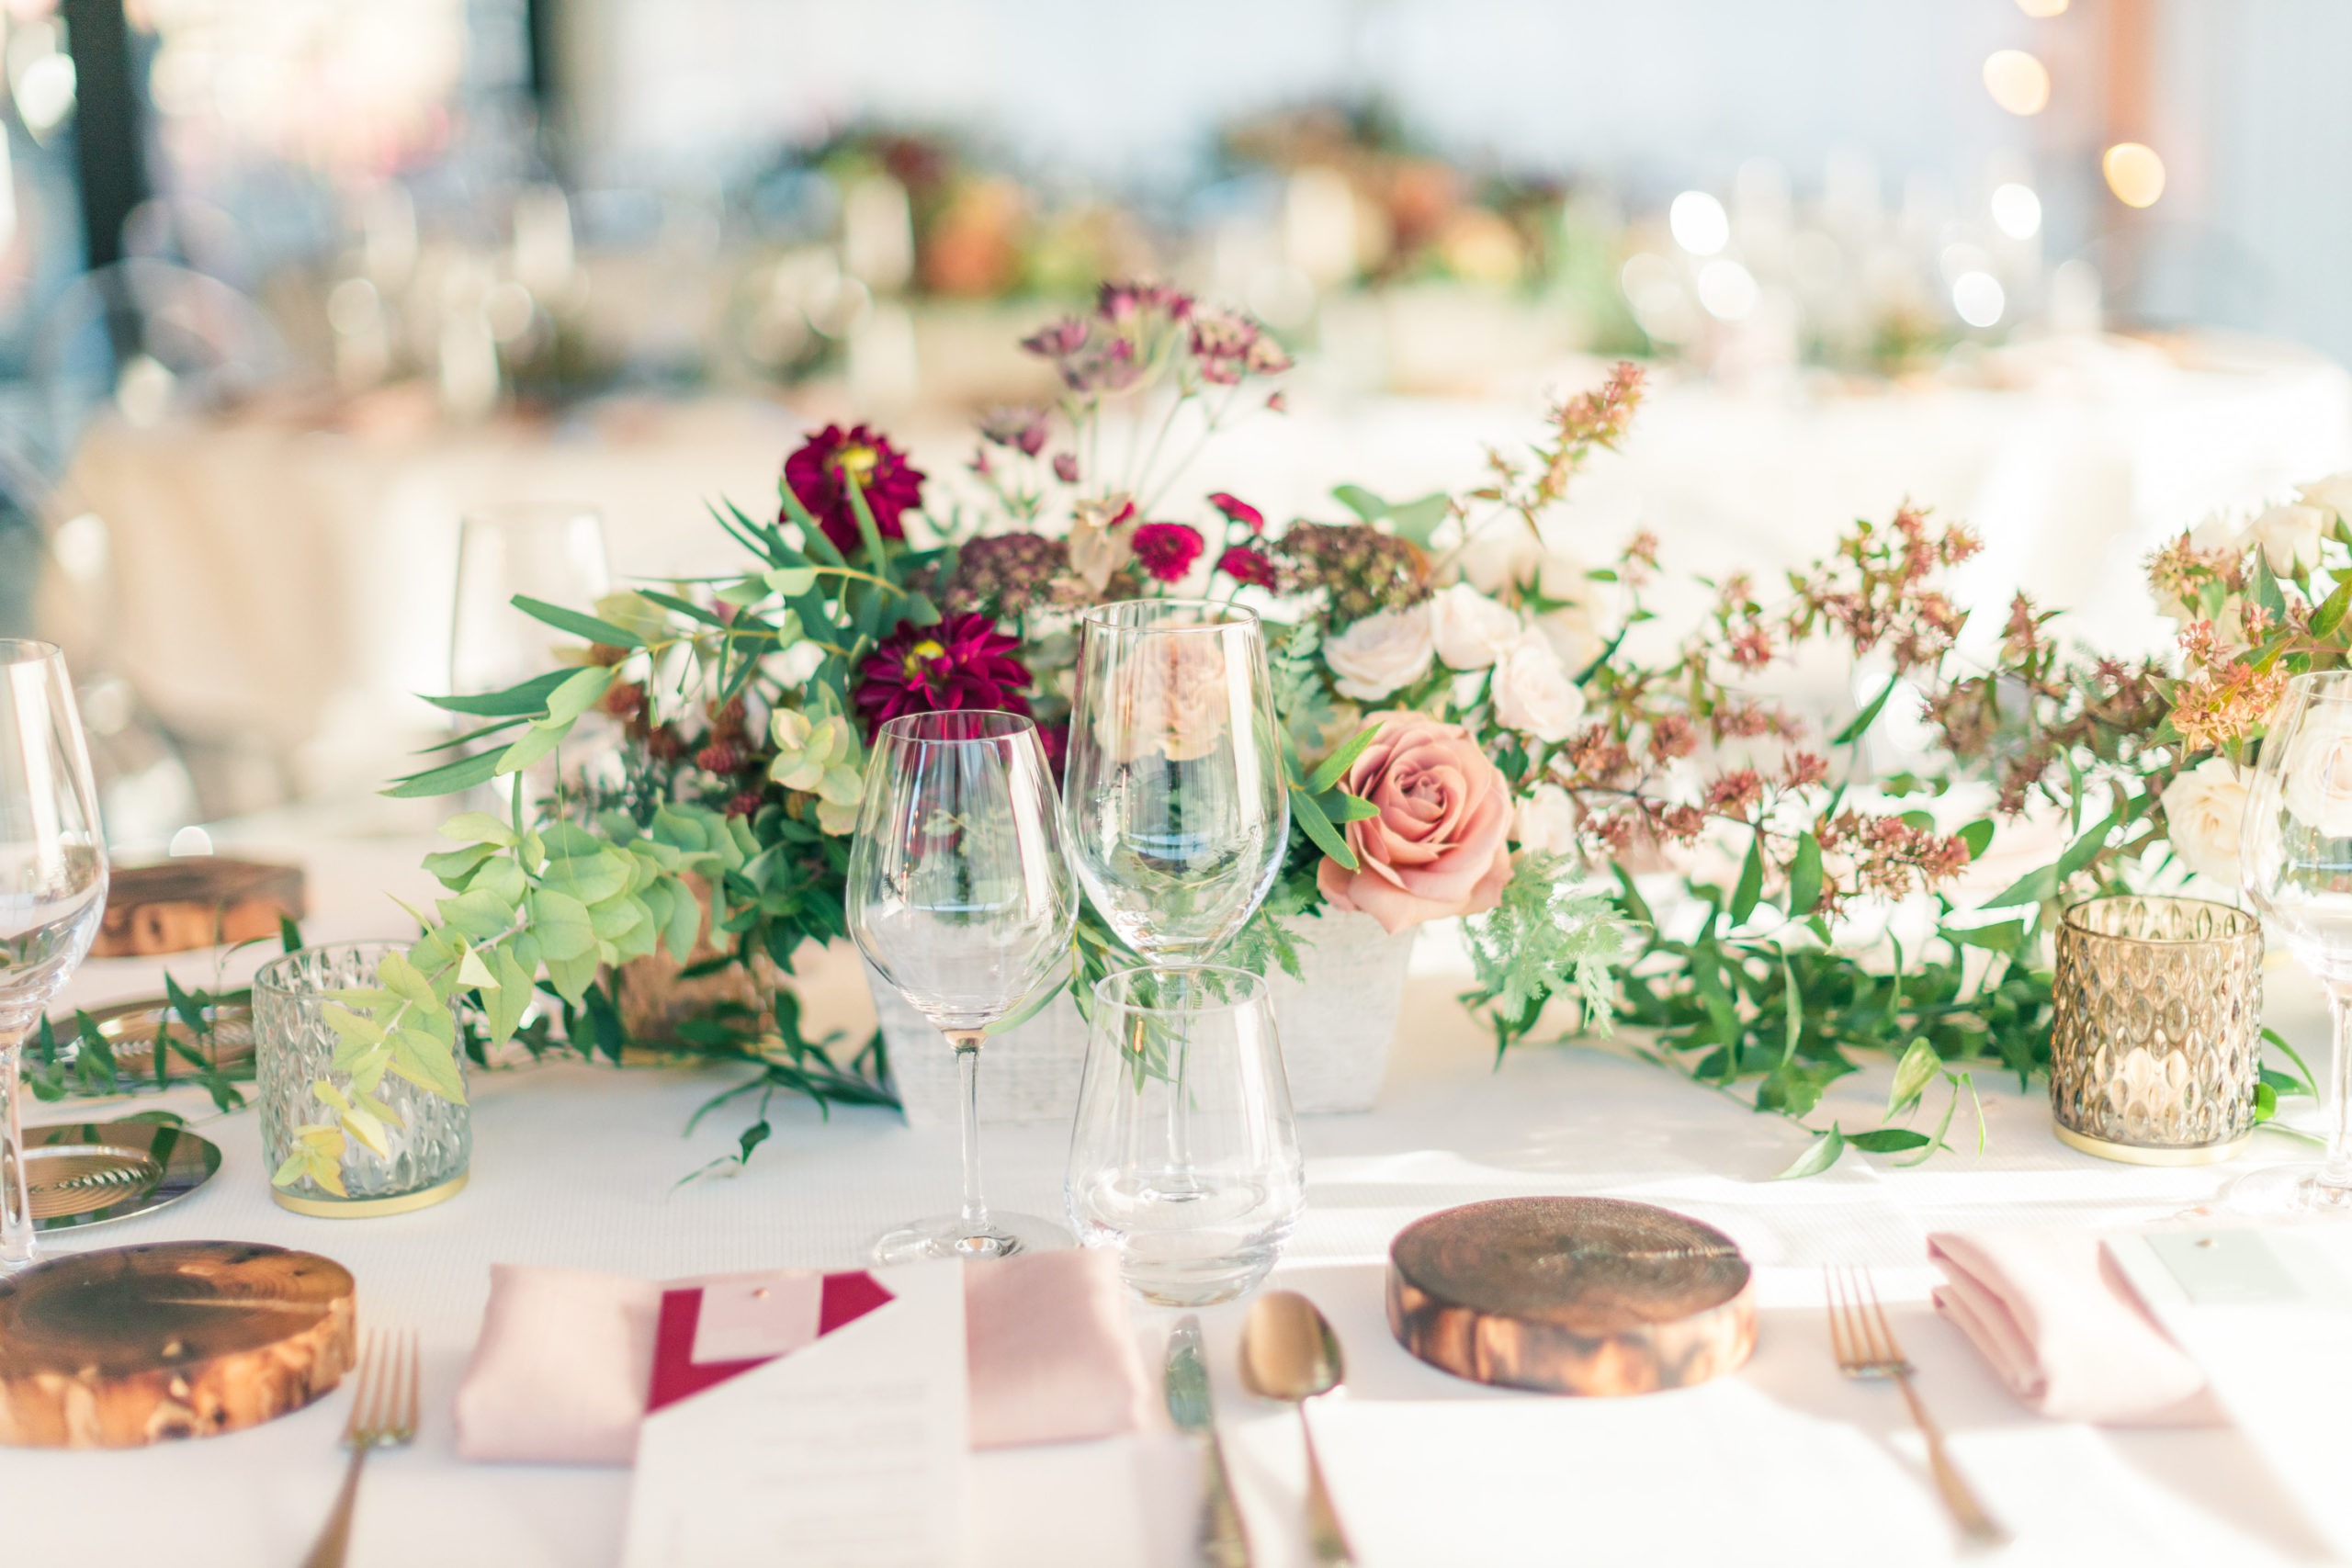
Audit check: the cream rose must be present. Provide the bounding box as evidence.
[2246,502,2328,577]
[1491,637,1587,743]
[1324,605,1435,700]
[2159,757,2251,884]
[1097,629,1229,763]
[2299,471,2352,521]
[1316,712,1513,934]
[1068,495,1136,592]
[1429,583,1524,671]
[2282,710,2352,838]
[1513,782,1581,857]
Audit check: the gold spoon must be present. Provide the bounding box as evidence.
[1238,1290,1356,1567]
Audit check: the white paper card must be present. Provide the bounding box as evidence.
[620,1263,970,1568]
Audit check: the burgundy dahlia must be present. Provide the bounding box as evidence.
[1216,544,1277,589]
[783,423,926,558]
[854,612,1033,732]
[1130,522,1206,583]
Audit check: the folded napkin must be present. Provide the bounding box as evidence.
[1927,1229,2224,1427]
[454,1248,1153,1464]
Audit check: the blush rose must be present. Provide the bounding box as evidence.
[1316,712,1514,935]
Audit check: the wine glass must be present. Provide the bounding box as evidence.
[847,709,1077,1261]
[0,640,109,1270]
[1066,964,1304,1304]
[2240,669,2352,1210]
[450,502,611,697]
[1061,600,1288,967]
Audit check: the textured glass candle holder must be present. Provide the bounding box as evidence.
[2049,896,2262,1165]
[254,942,470,1215]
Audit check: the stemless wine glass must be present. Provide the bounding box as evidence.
[1062,601,1288,967]
[1067,964,1304,1304]
[0,640,108,1270]
[2241,669,2352,1211]
[848,710,1078,1261]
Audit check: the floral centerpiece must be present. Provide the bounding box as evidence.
[310,276,2347,1184]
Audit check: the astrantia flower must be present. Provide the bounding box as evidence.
[1131,522,1206,583]
[1020,317,1090,359]
[1097,279,1193,324]
[783,424,925,558]
[853,612,1032,733]
[1209,492,1264,533]
[945,532,1069,618]
[1052,453,1080,484]
[978,405,1049,457]
[1216,545,1277,589]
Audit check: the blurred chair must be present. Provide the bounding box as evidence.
[28,257,289,462]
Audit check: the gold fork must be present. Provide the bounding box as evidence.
[1825,1267,2008,1548]
[300,1328,419,1568]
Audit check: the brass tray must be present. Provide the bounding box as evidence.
[25,1120,221,1231]
[46,995,255,1080]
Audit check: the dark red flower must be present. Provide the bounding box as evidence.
[724,789,765,819]
[1052,452,1080,484]
[783,423,926,558]
[1216,544,1277,589]
[1130,522,1206,583]
[1208,492,1264,533]
[854,612,1033,732]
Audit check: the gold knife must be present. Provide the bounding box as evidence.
[1164,1314,1253,1568]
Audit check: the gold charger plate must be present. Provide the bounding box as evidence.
[25,1120,221,1231]
[46,995,255,1081]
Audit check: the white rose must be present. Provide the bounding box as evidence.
[2281,709,2352,839]
[2245,502,2327,577]
[2299,471,2352,521]
[1491,637,1587,743]
[1535,602,1610,672]
[2160,757,2252,884]
[1457,527,1539,596]
[1513,782,1581,856]
[1324,605,1435,701]
[1429,583,1524,670]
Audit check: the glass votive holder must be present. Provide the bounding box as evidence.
[254,942,471,1215]
[2050,895,2263,1164]
[1065,964,1304,1305]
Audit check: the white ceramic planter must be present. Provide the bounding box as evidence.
[873,909,1418,1127]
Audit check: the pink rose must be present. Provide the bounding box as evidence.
[1316,712,1513,935]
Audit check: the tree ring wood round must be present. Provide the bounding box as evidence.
[0,1240,356,1447]
[1386,1197,1755,1395]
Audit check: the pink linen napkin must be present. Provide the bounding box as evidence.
[1927,1229,2224,1427]
[453,1248,1153,1464]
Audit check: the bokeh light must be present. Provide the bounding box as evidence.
[1990,183,2042,239]
[1696,258,1758,321]
[1952,272,2006,328]
[1983,51,2051,117]
[2102,142,2166,208]
[2016,0,2068,15]
[1668,191,1730,256]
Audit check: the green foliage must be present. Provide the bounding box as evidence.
[1458,853,1631,1055]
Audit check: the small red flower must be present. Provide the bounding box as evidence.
[1216,544,1277,589]
[696,741,749,775]
[854,612,1033,733]
[1052,452,1080,484]
[1130,522,1206,583]
[783,423,926,558]
[1208,492,1264,533]
[724,789,765,819]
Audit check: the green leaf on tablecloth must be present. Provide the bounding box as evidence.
[1847,1127,1932,1153]
[1887,1037,1939,1118]
[1774,1124,1845,1179]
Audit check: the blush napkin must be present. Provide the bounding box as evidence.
[453,1248,1153,1464]
[1926,1229,2224,1427]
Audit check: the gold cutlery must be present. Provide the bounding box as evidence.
[1238,1291,1356,1567]
[1825,1267,2007,1547]
[1164,1314,1253,1568]
[300,1327,419,1568]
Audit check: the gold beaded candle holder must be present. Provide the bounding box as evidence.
[2049,895,2263,1165]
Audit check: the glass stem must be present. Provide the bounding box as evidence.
[2324,988,2352,1195]
[948,1031,989,1235]
[0,1029,30,1270]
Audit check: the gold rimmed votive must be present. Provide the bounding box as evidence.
[2050,895,2262,1165]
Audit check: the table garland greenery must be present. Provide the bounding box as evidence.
[300,281,2335,1184]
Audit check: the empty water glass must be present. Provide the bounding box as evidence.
[1066,964,1303,1304]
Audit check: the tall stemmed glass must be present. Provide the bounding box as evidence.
[1062,601,1288,967]
[1062,602,1288,1200]
[2241,670,2352,1210]
[848,710,1077,1261]
[0,640,108,1270]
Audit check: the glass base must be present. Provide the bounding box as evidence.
[870,1210,1070,1264]
[2222,1165,2352,1215]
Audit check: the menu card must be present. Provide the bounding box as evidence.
[619,1262,971,1568]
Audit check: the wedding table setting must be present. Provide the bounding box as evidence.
[13,281,2352,1568]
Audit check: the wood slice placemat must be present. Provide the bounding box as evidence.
[1386,1196,1755,1395]
[0,1241,355,1447]
[92,858,305,958]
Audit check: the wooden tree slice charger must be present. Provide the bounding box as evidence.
[0,1241,356,1447]
[1386,1197,1755,1395]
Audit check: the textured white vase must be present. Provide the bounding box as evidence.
[873,908,1418,1127]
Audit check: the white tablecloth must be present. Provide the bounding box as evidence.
[10,834,2352,1568]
